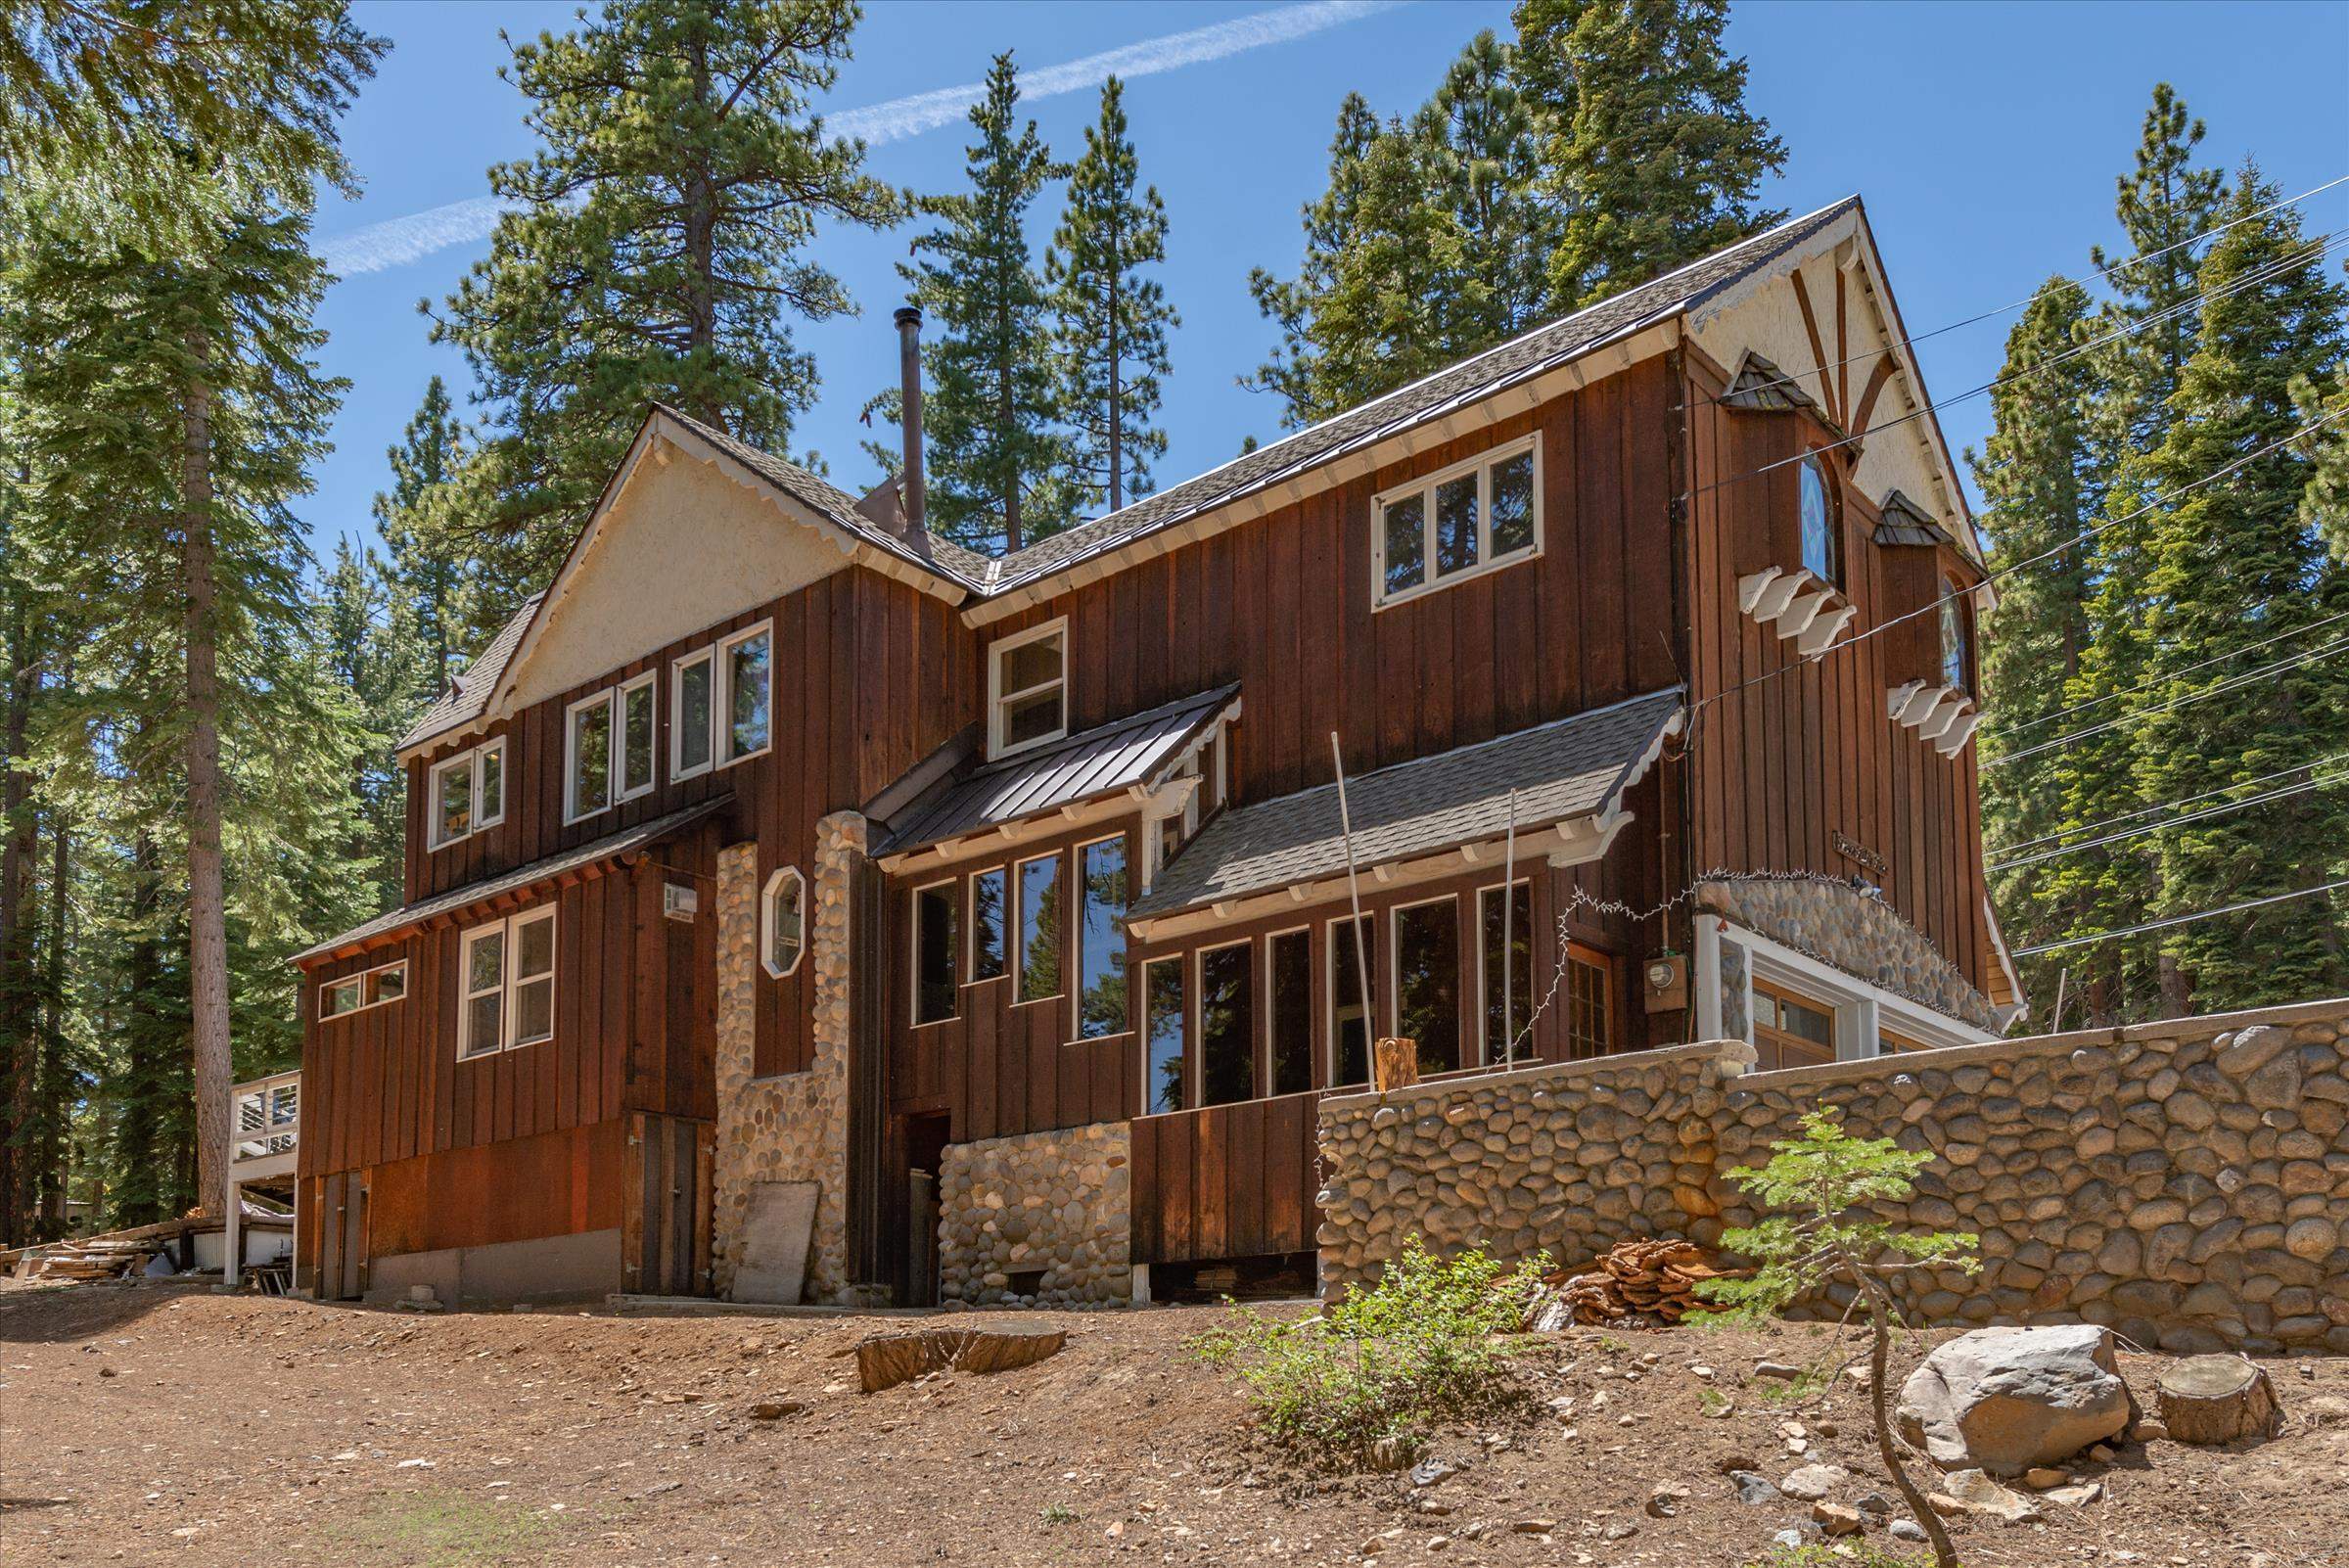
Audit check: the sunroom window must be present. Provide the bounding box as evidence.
[1372,437,1540,607]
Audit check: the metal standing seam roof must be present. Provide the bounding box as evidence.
[876,685,1241,857]
[292,798,732,964]
[1127,688,1685,921]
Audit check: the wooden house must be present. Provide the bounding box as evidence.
[288,198,2021,1307]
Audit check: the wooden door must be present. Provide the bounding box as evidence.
[1752,978,1835,1071]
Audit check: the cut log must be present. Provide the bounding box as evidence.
[853,1328,1067,1394]
[1520,1237,1742,1327]
[1373,1037,1419,1092]
[2156,1355,2281,1447]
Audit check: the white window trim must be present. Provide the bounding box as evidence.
[1012,850,1065,1006]
[760,865,806,980]
[1073,834,1130,1040]
[1387,893,1460,1069]
[1474,880,1534,1069]
[965,865,1008,987]
[1138,953,1187,1117]
[1370,434,1543,611]
[1691,913,1989,1060]
[618,669,659,803]
[1264,925,1313,1096]
[564,689,617,825]
[1326,911,1376,1085]
[429,737,507,852]
[716,620,775,769]
[458,908,558,1059]
[987,617,1070,761]
[910,878,959,1028]
[671,647,715,782]
[319,957,409,1022]
[1194,937,1254,1104]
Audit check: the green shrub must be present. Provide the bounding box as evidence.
[1749,1544,1941,1568]
[1190,1236,1546,1472]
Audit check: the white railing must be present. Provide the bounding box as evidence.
[230,1070,299,1167]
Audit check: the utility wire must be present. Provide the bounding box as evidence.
[1989,747,2349,860]
[1989,761,2349,872]
[1724,173,2349,405]
[2012,878,2349,957]
[1998,608,2349,735]
[1985,631,2349,769]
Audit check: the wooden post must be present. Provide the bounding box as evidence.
[1374,1037,1419,1092]
[223,1180,241,1289]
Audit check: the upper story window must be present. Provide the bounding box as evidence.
[430,736,506,851]
[1940,575,1972,692]
[1799,453,1841,588]
[459,907,556,1058]
[672,648,715,780]
[320,958,407,1020]
[989,618,1068,759]
[1372,436,1540,608]
[669,622,774,778]
[566,671,658,824]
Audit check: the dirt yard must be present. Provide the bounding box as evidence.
[4,1277,2346,1567]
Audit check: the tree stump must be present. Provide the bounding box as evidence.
[1373,1037,1419,1091]
[2156,1355,2282,1446]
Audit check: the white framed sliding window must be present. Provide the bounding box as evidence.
[1371,434,1542,609]
[987,617,1068,760]
[716,621,773,767]
[671,647,715,781]
[565,690,616,823]
[618,669,657,802]
[429,736,507,851]
[458,906,557,1058]
[319,958,408,1021]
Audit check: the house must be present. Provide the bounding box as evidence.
[287,197,2021,1309]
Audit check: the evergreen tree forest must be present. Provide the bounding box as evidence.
[1974,88,2349,1025]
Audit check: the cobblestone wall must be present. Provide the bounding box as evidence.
[1317,998,2349,1354]
[938,1122,1131,1307]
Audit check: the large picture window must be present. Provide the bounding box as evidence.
[1267,929,1313,1097]
[1371,437,1540,607]
[1478,882,1534,1064]
[1392,897,1461,1075]
[1198,942,1255,1106]
[458,908,556,1058]
[718,622,773,765]
[1799,453,1841,587]
[912,881,958,1025]
[1328,913,1378,1085]
[1142,957,1186,1116]
[1015,851,1063,1003]
[988,619,1068,758]
[1076,837,1128,1038]
[429,737,506,850]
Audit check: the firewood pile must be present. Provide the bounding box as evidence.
[1521,1238,1739,1329]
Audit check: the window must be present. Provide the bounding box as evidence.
[1392,897,1461,1075]
[1799,453,1841,587]
[1076,838,1128,1038]
[458,908,556,1058]
[912,881,958,1025]
[1479,882,1533,1064]
[1940,576,1972,692]
[1753,977,1835,1072]
[319,959,408,1020]
[672,649,714,779]
[1371,437,1541,607]
[620,671,657,800]
[1328,913,1378,1085]
[761,866,806,979]
[1566,944,1613,1060]
[989,619,1068,758]
[969,867,1007,983]
[429,737,506,850]
[566,691,615,822]
[1143,957,1186,1116]
[1267,929,1313,1097]
[719,622,773,764]
[1015,852,1062,1004]
[1198,942,1255,1106]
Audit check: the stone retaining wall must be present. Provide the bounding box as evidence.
[1317,997,2349,1355]
[938,1122,1131,1308]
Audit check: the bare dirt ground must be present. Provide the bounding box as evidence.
[4,1276,2347,1568]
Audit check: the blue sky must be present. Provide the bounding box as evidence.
[307,0,2349,556]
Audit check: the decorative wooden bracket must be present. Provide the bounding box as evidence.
[1886,680,1979,756]
[1736,566,1859,658]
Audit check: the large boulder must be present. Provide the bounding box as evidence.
[1896,1324,2133,1475]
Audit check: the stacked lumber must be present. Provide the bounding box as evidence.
[1525,1238,1738,1328]
[25,1242,146,1282]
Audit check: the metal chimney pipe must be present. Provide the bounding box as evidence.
[894,304,925,536]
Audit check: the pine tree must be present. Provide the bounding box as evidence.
[2132,167,2349,1010]
[1415,30,1557,351]
[901,52,1070,553]
[1045,77,1177,516]
[1515,0,1786,308]
[1244,93,1380,429]
[1970,278,2104,1021]
[432,0,902,578]
[318,543,432,917]
[373,376,495,681]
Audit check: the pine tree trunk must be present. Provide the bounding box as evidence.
[0,629,31,1247]
[682,37,720,424]
[1859,1269,1960,1568]
[181,331,234,1221]
[38,809,70,1236]
[1107,209,1124,515]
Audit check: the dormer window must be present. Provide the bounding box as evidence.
[989,618,1068,759]
[1372,436,1540,608]
[430,737,506,850]
[1799,453,1840,587]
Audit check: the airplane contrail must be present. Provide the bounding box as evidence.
[317,0,1401,279]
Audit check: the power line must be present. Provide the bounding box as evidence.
[1998,608,2349,736]
[1988,761,2349,872]
[1725,173,2349,406]
[1988,747,2349,860]
[1690,403,2349,721]
[1985,631,2349,770]
[2012,878,2349,957]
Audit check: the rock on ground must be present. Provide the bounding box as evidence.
[1897,1323,2133,1475]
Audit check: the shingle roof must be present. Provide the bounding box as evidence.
[980,201,1862,596]
[1719,349,1832,420]
[1128,688,1684,921]
[293,799,731,963]
[1873,487,1957,549]
[877,685,1239,857]
[396,591,544,753]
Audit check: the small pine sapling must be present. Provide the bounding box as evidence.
[1695,1108,1980,1568]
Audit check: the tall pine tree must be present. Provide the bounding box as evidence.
[1243,92,1381,428]
[1415,30,1558,352]
[373,376,493,681]
[1045,77,1177,516]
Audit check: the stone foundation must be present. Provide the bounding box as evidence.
[1318,997,2349,1354]
[938,1122,1132,1307]
[712,813,864,1304]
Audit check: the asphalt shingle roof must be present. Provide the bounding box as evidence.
[1128,688,1684,921]
[877,685,1239,856]
[397,592,543,753]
